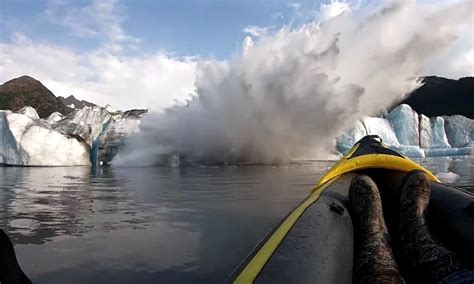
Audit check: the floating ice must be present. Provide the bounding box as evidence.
[425,147,472,157]
[393,145,426,158]
[436,172,459,183]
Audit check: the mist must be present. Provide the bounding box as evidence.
[113,0,472,166]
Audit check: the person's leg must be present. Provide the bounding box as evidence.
[349,175,405,284]
[399,170,474,284]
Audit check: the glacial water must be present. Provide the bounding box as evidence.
[0,156,472,283]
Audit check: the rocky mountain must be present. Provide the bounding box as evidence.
[59,95,96,109]
[0,76,73,118]
[397,76,474,119]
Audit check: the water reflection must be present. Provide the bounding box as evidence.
[1,167,94,244]
[416,156,474,191]
[0,164,327,283]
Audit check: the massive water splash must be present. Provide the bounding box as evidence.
[114,1,472,166]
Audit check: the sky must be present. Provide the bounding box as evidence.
[0,0,472,110]
[1,0,316,59]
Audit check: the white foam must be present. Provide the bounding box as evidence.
[436,172,460,183]
[116,1,472,165]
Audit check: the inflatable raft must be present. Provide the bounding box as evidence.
[228,135,474,283]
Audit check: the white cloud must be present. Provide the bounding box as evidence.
[423,23,474,78]
[44,0,139,47]
[320,0,351,20]
[1,0,196,111]
[287,2,301,11]
[0,34,197,111]
[287,1,304,19]
[242,36,254,54]
[272,12,285,20]
[243,25,269,37]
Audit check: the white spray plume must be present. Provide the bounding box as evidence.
[114,0,472,165]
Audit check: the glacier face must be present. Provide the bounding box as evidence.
[44,112,64,124]
[419,115,451,149]
[387,104,419,146]
[0,110,89,165]
[0,105,147,166]
[337,104,473,157]
[336,120,367,154]
[362,117,400,147]
[1,102,470,165]
[17,106,40,120]
[444,115,474,148]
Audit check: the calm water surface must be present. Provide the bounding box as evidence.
[0,156,472,283]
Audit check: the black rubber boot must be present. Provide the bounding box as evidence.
[399,170,463,283]
[349,175,405,284]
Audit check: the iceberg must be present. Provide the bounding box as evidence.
[0,106,147,166]
[418,114,452,156]
[362,117,400,146]
[336,120,367,154]
[431,117,451,148]
[444,115,473,148]
[387,104,419,146]
[0,110,89,165]
[337,104,473,157]
[97,109,147,164]
[17,106,40,120]
[44,112,64,124]
[0,111,23,165]
[419,114,431,148]
[52,106,147,166]
[419,115,451,149]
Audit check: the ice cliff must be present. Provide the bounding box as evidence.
[0,105,147,166]
[1,102,471,166]
[336,104,473,157]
